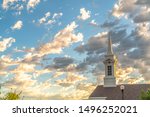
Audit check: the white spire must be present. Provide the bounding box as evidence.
[107,32,113,55]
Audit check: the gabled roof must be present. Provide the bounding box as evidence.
[89,84,150,100]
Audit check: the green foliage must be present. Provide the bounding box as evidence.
[140,90,150,100]
[0,87,22,100]
[3,91,22,100]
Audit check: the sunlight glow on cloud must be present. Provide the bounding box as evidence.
[56,73,87,87]
[27,0,40,10]
[0,37,15,52]
[38,21,83,56]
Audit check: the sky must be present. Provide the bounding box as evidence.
[0,0,150,99]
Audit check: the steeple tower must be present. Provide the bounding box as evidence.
[103,32,117,87]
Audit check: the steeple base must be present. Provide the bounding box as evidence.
[104,77,116,87]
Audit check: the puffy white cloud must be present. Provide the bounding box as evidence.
[78,8,91,20]
[27,0,40,10]
[0,37,15,52]
[11,20,23,30]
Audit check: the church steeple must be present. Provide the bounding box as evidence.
[103,32,117,87]
[107,33,113,55]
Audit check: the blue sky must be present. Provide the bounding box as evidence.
[0,0,150,99]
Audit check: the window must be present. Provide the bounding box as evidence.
[108,66,112,76]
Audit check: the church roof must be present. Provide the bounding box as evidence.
[89,84,150,100]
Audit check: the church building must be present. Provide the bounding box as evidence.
[89,33,150,100]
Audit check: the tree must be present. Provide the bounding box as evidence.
[140,90,150,100]
[0,86,22,100]
[3,91,22,100]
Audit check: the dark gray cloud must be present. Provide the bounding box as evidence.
[46,57,74,70]
[135,0,150,6]
[101,19,120,28]
[76,62,88,72]
[75,29,128,55]
[133,12,150,23]
[75,32,107,54]
[74,30,128,76]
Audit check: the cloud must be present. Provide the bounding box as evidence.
[46,20,55,25]
[74,25,150,83]
[46,56,74,70]
[112,0,150,24]
[101,19,119,28]
[2,0,18,9]
[52,12,63,19]
[76,62,88,72]
[75,32,107,54]
[2,0,25,15]
[116,67,145,84]
[51,71,64,78]
[135,0,150,6]
[0,55,18,67]
[11,63,36,74]
[133,10,150,23]
[3,72,53,99]
[112,0,138,18]
[27,0,40,10]
[10,22,82,70]
[0,37,15,52]
[89,20,99,27]
[60,89,92,100]
[11,20,23,30]
[39,12,51,24]
[56,73,87,87]
[58,83,95,99]
[0,55,20,79]
[38,12,62,25]
[3,73,36,89]
[37,21,83,56]
[78,8,91,20]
